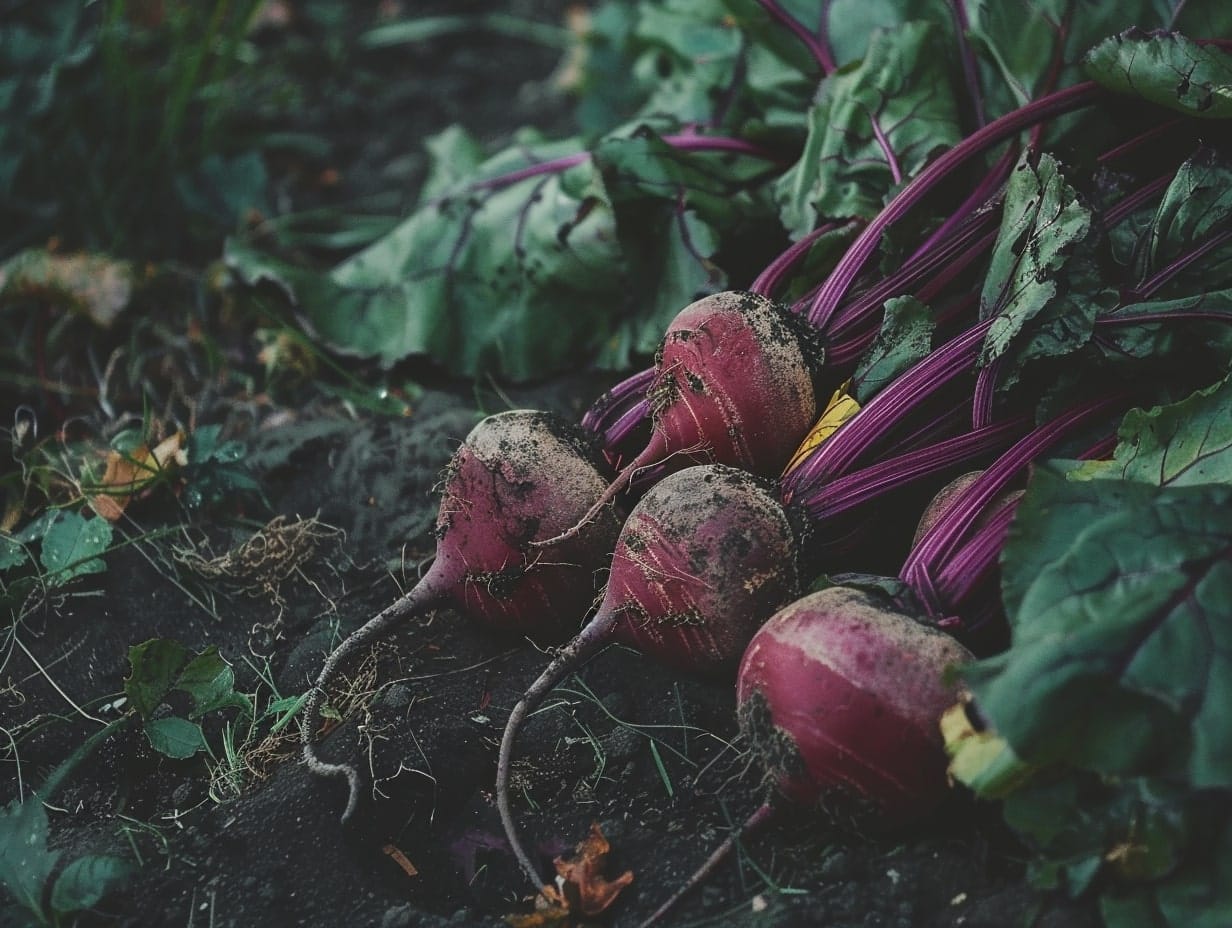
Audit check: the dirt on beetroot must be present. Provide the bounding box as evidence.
[1,3,1101,927]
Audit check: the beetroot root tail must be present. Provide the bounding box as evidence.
[496,612,620,890]
[301,584,439,823]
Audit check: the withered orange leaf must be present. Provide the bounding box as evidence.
[553,822,634,917]
[381,843,419,878]
[89,431,184,521]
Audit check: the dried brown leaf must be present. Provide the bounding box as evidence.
[89,432,184,521]
[553,822,634,918]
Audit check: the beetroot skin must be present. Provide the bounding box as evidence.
[605,463,805,673]
[538,291,822,548]
[737,586,972,825]
[430,409,622,634]
[643,290,820,477]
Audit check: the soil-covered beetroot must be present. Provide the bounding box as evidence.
[498,463,807,887]
[737,586,972,825]
[302,409,622,821]
[543,291,822,545]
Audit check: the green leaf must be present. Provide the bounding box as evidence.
[1001,774,1206,901]
[979,153,1093,366]
[970,476,1232,785]
[819,0,954,70]
[1093,289,1232,361]
[999,462,1155,620]
[182,425,262,511]
[774,21,963,233]
[1132,147,1232,295]
[50,854,132,915]
[1099,812,1232,928]
[318,143,629,380]
[143,716,206,759]
[966,0,1170,118]
[0,797,58,921]
[419,125,485,202]
[174,151,269,228]
[0,533,28,571]
[596,206,724,368]
[592,129,771,226]
[851,295,934,402]
[176,647,247,719]
[124,639,190,719]
[1076,375,1232,487]
[631,1,745,129]
[1085,30,1232,120]
[38,511,112,584]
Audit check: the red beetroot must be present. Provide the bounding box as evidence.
[737,586,972,823]
[540,290,821,546]
[302,410,622,822]
[497,464,807,887]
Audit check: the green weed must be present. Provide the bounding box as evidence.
[1,0,268,259]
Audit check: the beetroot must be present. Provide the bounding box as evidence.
[497,463,807,887]
[541,290,822,546]
[301,409,622,822]
[737,586,972,825]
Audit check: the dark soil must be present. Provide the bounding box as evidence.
[2,3,1098,927]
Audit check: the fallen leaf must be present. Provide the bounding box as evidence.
[89,432,185,521]
[0,249,135,327]
[382,844,419,878]
[553,822,634,918]
[503,823,633,927]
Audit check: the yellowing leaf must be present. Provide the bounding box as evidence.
[0,249,136,327]
[554,822,633,917]
[89,432,185,521]
[504,823,634,927]
[782,381,860,475]
[941,700,1034,800]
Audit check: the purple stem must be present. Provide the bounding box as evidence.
[868,103,904,184]
[1103,172,1174,227]
[1097,309,1232,327]
[929,429,1120,611]
[901,394,1127,611]
[466,134,785,194]
[828,207,1001,341]
[1096,118,1185,165]
[602,399,653,460]
[1127,229,1232,303]
[749,223,845,298]
[755,0,835,74]
[799,416,1030,521]
[905,144,1017,265]
[970,358,1001,429]
[806,82,1106,329]
[783,316,992,498]
[581,367,660,436]
[949,0,987,129]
